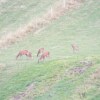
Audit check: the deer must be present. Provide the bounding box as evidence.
[38,51,50,63]
[37,48,44,57]
[16,50,32,60]
[71,43,79,53]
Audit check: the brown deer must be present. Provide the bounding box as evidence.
[38,51,50,63]
[37,48,44,57]
[71,44,79,53]
[16,50,32,59]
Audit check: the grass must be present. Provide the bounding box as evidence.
[0,0,57,35]
[0,0,100,100]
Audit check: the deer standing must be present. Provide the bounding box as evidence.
[71,44,79,53]
[37,48,44,57]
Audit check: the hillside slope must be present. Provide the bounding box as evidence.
[0,0,57,35]
[0,0,100,100]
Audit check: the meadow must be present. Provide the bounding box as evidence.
[0,0,100,100]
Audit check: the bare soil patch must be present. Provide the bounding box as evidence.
[66,60,93,76]
[10,83,36,100]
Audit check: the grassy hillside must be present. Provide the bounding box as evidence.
[0,0,100,100]
[0,0,57,35]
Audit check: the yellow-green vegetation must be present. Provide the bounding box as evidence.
[0,0,100,100]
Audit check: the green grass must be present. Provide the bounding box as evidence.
[0,0,100,100]
[0,0,57,35]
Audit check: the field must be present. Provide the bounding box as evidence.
[0,0,100,100]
